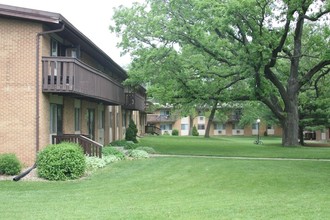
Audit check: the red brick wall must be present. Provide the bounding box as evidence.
[0,18,43,166]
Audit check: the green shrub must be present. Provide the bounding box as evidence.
[110,140,136,150]
[85,155,120,172]
[0,153,22,175]
[125,119,138,143]
[102,147,125,160]
[103,155,120,164]
[126,150,149,159]
[37,142,86,181]
[192,125,199,136]
[172,129,179,136]
[85,156,106,172]
[135,146,156,154]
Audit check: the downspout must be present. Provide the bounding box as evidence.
[35,23,65,154]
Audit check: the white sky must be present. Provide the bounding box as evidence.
[0,0,141,68]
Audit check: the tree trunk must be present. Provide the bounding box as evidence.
[189,114,194,136]
[204,104,217,138]
[281,96,300,146]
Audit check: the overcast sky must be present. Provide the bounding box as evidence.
[0,0,140,67]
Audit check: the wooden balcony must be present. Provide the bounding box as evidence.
[42,57,125,105]
[124,92,146,112]
[147,114,179,123]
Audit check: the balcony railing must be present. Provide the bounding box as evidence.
[147,114,178,123]
[124,92,146,111]
[42,57,125,105]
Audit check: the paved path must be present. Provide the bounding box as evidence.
[151,154,330,162]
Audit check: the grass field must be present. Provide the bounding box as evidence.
[139,135,330,159]
[0,136,329,219]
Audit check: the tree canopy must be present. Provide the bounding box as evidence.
[111,0,330,146]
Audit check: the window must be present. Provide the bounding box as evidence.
[74,108,81,131]
[199,116,204,121]
[252,123,257,130]
[181,124,189,130]
[99,110,105,129]
[160,110,170,116]
[160,124,172,130]
[214,123,225,130]
[51,39,58,57]
[267,124,273,129]
[233,123,243,130]
[198,124,205,130]
[50,104,63,134]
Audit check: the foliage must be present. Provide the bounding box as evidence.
[0,153,21,175]
[111,0,330,146]
[37,142,86,181]
[135,146,156,154]
[110,140,136,149]
[125,119,138,143]
[171,129,179,136]
[102,146,125,160]
[85,155,121,172]
[85,156,107,172]
[192,125,199,136]
[126,149,149,159]
[237,101,279,127]
[103,155,121,164]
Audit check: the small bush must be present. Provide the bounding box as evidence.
[135,146,156,154]
[192,125,199,136]
[37,142,86,181]
[85,155,120,172]
[110,140,136,150]
[0,153,22,175]
[126,150,149,159]
[125,119,138,143]
[85,156,106,172]
[103,155,120,164]
[102,147,125,160]
[172,129,179,136]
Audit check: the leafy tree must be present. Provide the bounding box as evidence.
[111,0,330,146]
[299,73,330,145]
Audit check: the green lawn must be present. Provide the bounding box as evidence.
[0,136,330,219]
[139,135,330,159]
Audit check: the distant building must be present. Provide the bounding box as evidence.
[146,106,282,137]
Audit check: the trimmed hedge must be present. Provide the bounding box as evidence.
[0,153,21,175]
[37,142,86,181]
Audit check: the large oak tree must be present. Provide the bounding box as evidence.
[111,0,330,146]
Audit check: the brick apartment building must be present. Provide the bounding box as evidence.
[146,107,282,137]
[147,105,330,141]
[0,4,146,166]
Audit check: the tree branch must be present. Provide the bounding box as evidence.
[299,60,330,89]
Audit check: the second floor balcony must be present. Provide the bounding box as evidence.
[147,114,179,123]
[42,57,125,105]
[124,92,146,112]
